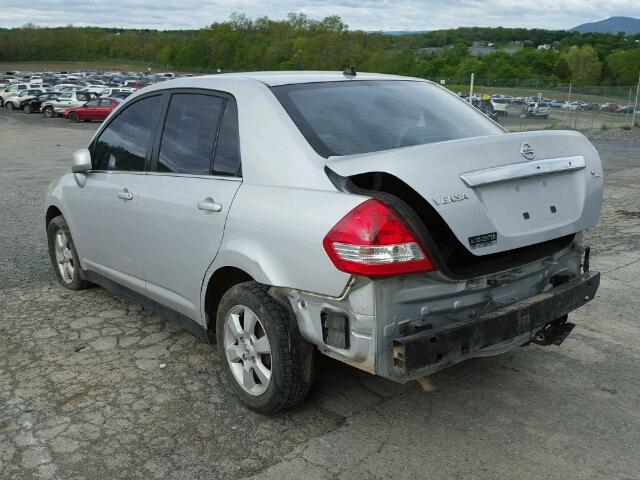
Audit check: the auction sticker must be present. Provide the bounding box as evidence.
[468,232,497,250]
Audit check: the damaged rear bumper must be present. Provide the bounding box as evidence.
[392,271,600,377]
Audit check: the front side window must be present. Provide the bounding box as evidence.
[99,99,113,107]
[212,99,241,176]
[93,95,162,171]
[272,80,504,157]
[85,99,100,107]
[157,93,224,175]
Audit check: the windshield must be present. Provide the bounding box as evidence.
[272,80,503,157]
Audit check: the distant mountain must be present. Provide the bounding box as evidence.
[570,16,640,34]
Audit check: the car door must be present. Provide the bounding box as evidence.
[67,93,165,294]
[78,98,97,119]
[135,91,242,320]
[54,92,73,111]
[96,98,114,120]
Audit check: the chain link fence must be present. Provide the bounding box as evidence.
[441,78,640,133]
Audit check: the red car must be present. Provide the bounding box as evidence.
[63,98,121,122]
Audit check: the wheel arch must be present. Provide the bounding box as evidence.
[203,265,255,335]
[45,205,63,226]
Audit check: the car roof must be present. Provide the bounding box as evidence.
[214,71,417,86]
[157,71,421,88]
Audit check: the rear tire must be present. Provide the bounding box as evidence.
[43,106,54,118]
[47,216,91,290]
[23,104,32,114]
[5,102,14,111]
[216,282,314,413]
[69,112,79,123]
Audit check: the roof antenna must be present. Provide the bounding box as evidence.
[343,65,357,77]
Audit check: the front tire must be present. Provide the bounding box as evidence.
[47,216,91,290]
[5,102,14,111]
[43,106,55,118]
[216,282,314,413]
[23,104,32,114]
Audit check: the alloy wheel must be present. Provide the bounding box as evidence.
[223,305,272,396]
[54,229,75,284]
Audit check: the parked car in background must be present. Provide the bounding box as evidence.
[63,97,121,122]
[616,106,638,114]
[549,100,566,109]
[580,103,601,111]
[4,88,49,110]
[23,92,61,114]
[0,83,31,106]
[490,98,509,116]
[473,95,498,120]
[45,72,602,412]
[52,84,82,92]
[523,101,550,118]
[79,85,110,95]
[600,103,620,113]
[41,91,97,118]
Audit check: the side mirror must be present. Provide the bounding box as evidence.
[71,148,92,173]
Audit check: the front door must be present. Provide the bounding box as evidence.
[68,94,165,293]
[136,92,243,321]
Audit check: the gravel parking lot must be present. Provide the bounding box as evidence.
[1,109,639,480]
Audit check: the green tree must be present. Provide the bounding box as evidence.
[605,50,640,85]
[561,45,602,84]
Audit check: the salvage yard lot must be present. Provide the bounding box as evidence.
[1,109,639,479]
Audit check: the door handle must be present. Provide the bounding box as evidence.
[117,189,133,201]
[197,198,222,213]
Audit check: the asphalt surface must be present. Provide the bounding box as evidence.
[1,108,639,479]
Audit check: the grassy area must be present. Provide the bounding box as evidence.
[446,84,633,105]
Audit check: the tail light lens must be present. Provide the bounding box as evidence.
[323,198,436,277]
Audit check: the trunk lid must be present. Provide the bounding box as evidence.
[326,130,603,256]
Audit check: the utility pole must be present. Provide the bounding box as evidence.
[469,72,474,105]
[631,73,640,129]
[564,83,572,125]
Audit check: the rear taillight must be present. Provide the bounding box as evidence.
[323,198,436,277]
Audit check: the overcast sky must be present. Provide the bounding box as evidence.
[1,0,639,31]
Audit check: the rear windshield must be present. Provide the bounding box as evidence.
[271,80,503,157]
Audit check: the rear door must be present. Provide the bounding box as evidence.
[67,94,164,293]
[96,98,114,120]
[54,92,73,111]
[135,90,242,320]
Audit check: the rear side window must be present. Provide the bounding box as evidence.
[272,80,503,157]
[157,93,224,175]
[93,95,162,171]
[212,99,241,176]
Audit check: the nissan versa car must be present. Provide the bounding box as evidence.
[45,72,603,413]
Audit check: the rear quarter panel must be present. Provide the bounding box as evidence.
[203,183,366,299]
